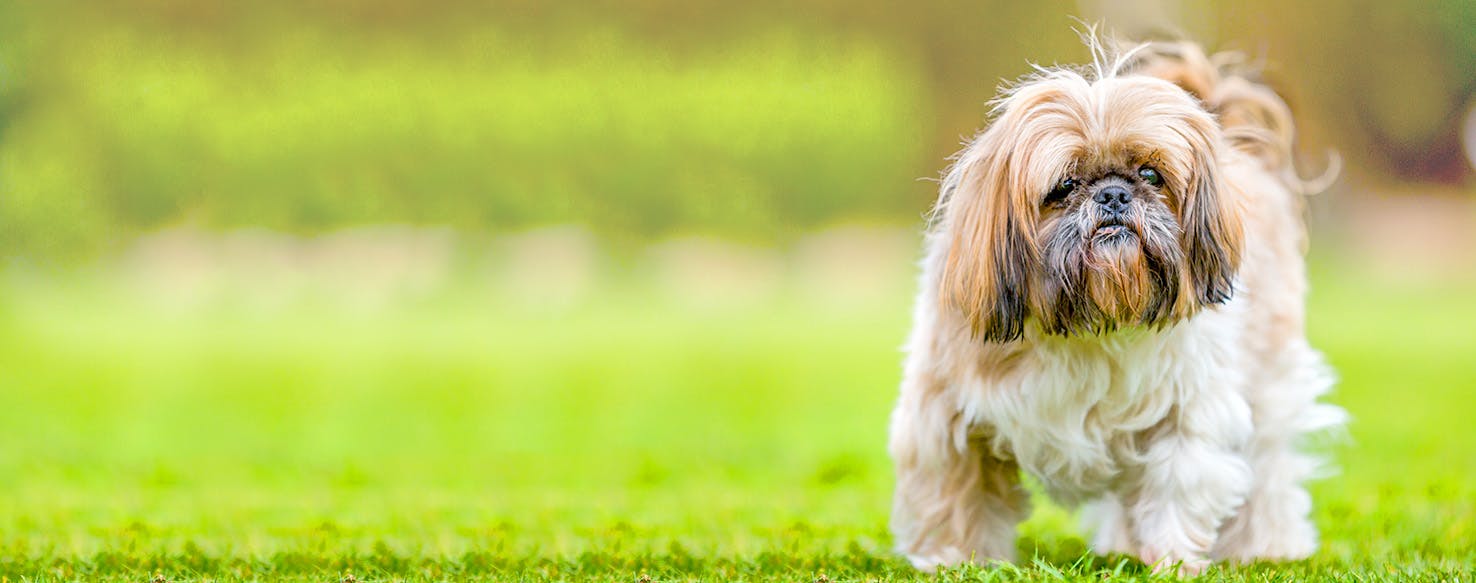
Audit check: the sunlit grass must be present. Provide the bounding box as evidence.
[0,264,1469,580]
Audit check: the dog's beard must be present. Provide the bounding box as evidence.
[1036,206,1184,335]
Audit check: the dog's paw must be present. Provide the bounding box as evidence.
[1214,516,1318,563]
[903,547,967,573]
[904,547,1016,573]
[1140,546,1211,578]
[1150,556,1209,577]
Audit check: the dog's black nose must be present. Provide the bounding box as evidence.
[1093,185,1132,214]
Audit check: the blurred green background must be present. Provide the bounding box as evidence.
[0,1,1472,580]
[3,0,1474,256]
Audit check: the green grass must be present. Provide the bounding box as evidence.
[0,265,1470,581]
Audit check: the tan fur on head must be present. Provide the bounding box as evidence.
[936,43,1244,342]
[936,118,1036,342]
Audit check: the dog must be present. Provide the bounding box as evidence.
[888,35,1346,575]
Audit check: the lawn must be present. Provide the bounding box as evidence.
[0,264,1470,581]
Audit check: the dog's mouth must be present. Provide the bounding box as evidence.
[1091,219,1137,244]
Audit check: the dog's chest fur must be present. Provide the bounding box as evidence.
[963,310,1244,505]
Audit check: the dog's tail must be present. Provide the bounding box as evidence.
[1126,41,1338,194]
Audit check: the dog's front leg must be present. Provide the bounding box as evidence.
[889,376,1029,572]
[1125,390,1253,576]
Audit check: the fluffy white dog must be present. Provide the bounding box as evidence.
[888,37,1346,575]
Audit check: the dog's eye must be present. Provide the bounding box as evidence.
[1138,166,1164,187]
[1044,178,1077,206]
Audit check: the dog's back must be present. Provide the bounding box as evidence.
[1126,42,1329,190]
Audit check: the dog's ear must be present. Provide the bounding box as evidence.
[937,126,1036,342]
[1180,130,1244,305]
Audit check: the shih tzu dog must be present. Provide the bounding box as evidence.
[888,35,1346,575]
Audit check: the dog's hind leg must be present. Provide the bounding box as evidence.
[1213,342,1345,562]
[1083,493,1137,557]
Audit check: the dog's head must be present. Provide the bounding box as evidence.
[937,63,1243,342]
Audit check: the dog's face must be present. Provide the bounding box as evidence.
[938,73,1244,342]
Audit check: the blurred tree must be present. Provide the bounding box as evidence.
[1246,0,1476,184]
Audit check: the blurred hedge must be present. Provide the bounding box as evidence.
[0,5,933,259]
